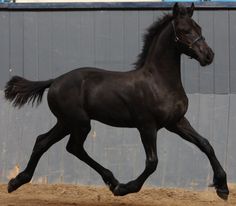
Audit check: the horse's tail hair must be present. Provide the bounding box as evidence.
[4,76,54,108]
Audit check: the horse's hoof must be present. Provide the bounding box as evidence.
[8,178,17,193]
[208,175,229,201]
[209,182,229,200]
[113,184,122,196]
[106,180,119,192]
[113,184,127,196]
[216,188,229,201]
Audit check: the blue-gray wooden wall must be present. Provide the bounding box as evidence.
[0,7,236,189]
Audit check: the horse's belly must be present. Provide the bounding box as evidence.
[88,103,135,128]
[91,113,135,128]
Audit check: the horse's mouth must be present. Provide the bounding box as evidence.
[199,60,210,67]
[194,53,213,67]
[199,58,213,67]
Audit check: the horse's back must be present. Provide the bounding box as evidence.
[47,67,138,126]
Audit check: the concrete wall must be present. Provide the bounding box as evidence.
[0,4,235,189]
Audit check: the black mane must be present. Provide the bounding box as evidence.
[134,14,174,69]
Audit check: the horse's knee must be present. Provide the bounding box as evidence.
[146,157,158,173]
[66,142,86,160]
[66,126,91,158]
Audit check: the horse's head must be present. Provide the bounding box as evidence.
[172,3,214,66]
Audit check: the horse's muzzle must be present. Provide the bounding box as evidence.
[199,48,214,66]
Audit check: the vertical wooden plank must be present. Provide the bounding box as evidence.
[227,12,236,182]
[0,12,10,89]
[199,11,214,94]
[213,11,230,94]
[37,12,53,80]
[227,94,236,182]
[109,11,124,70]
[89,122,112,184]
[75,11,96,184]
[229,11,236,93]
[176,94,201,188]
[36,12,54,182]
[78,11,95,67]
[51,12,67,78]
[65,11,82,70]
[212,95,229,168]
[0,93,9,182]
[120,129,142,184]
[4,104,24,183]
[138,11,154,53]
[9,12,24,77]
[123,11,139,70]
[211,11,230,180]
[6,12,25,183]
[45,12,67,183]
[23,12,38,80]
[21,99,52,184]
[198,11,215,186]
[90,10,111,183]
[183,11,200,94]
[94,11,110,68]
[64,11,96,184]
[197,94,215,187]
[156,129,181,187]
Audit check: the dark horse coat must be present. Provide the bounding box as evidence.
[4,3,229,200]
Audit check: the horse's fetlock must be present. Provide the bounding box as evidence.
[103,170,115,184]
[18,172,31,183]
[104,169,113,178]
[216,171,227,181]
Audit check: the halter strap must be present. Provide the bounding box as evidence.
[171,20,205,48]
[171,21,179,42]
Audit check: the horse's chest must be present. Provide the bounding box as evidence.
[156,95,188,124]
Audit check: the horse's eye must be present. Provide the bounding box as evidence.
[183,30,189,34]
[182,30,191,35]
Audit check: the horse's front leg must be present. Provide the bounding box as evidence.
[166,117,229,200]
[112,126,158,196]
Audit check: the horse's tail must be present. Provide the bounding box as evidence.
[4,76,54,108]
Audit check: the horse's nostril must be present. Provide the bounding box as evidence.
[207,54,211,60]
[206,50,213,60]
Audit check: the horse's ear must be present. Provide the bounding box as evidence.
[173,2,179,17]
[188,3,194,17]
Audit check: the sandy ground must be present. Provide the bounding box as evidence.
[0,184,235,206]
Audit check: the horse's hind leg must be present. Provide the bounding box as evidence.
[167,117,229,200]
[66,124,119,191]
[8,121,69,193]
[113,126,158,196]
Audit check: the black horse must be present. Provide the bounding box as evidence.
[4,3,229,200]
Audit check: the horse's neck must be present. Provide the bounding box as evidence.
[143,23,183,90]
